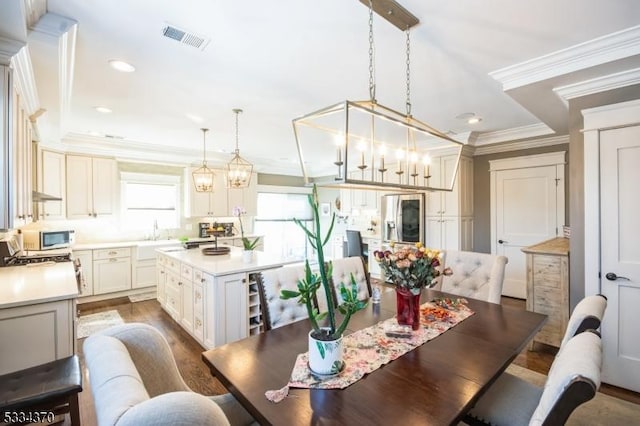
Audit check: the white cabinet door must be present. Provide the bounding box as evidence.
[425,216,443,249]
[94,258,132,294]
[74,250,94,297]
[164,270,182,321]
[156,264,166,306]
[368,239,382,278]
[66,155,117,218]
[92,157,117,216]
[212,273,248,347]
[0,299,75,374]
[133,259,156,289]
[66,155,93,219]
[181,279,194,333]
[39,149,66,219]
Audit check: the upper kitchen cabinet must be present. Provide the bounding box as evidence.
[10,89,34,225]
[38,149,66,219]
[227,172,257,216]
[425,155,474,251]
[185,167,228,218]
[185,168,257,218]
[66,155,118,219]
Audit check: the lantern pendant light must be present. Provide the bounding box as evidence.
[226,108,253,189]
[192,128,215,192]
[292,0,464,193]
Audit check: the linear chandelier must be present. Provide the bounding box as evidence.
[226,108,253,189]
[293,0,464,192]
[192,128,215,192]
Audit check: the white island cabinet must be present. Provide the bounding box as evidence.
[0,263,78,374]
[156,246,298,349]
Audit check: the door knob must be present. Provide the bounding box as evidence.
[498,239,508,244]
[605,272,630,281]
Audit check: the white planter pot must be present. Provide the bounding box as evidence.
[308,329,343,375]
[242,250,253,263]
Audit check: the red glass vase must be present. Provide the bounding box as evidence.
[395,287,422,330]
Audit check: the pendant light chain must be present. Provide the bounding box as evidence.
[405,28,412,116]
[368,0,376,102]
[234,109,242,153]
[201,128,208,165]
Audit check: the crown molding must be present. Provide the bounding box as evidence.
[474,134,569,156]
[472,123,554,146]
[0,36,25,65]
[553,67,640,100]
[10,45,39,114]
[490,25,640,91]
[58,23,77,133]
[30,12,77,38]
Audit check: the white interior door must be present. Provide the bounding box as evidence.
[600,125,640,392]
[491,156,564,298]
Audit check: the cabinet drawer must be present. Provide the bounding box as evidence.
[165,271,181,292]
[193,268,205,284]
[165,257,180,274]
[181,263,193,282]
[94,247,132,260]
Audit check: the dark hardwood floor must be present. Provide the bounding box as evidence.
[71,294,640,425]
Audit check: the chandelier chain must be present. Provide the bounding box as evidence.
[405,28,411,116]
[201,128,208,165]
[235,110,240,152]
[368,0,376,102]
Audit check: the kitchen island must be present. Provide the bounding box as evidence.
[156,245,299,349]
[0,262,78,374]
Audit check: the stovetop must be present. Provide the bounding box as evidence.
[2,252,72,267]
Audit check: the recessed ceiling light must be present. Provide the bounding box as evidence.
[455,112,475,120]
[108,59,135,72]
[88,130,102,137]
[94,106,112,114]
[185,113,204,123]
[467,117,482,124]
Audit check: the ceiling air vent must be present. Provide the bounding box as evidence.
[162,23,210,50]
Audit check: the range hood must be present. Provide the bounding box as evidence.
[32,191,62,202]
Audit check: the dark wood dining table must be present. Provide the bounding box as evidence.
[201,289,546,425]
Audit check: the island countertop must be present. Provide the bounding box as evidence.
[156,245,300,276]
[0,262,78,309]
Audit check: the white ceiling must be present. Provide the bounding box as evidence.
[16,0,640,174]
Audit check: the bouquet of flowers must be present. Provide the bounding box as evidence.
[373,243,452,294]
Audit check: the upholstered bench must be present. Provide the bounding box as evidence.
[0,355,82,425]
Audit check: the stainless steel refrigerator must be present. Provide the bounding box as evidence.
[381,193,425,244]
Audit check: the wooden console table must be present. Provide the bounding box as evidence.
[522,237,569,348]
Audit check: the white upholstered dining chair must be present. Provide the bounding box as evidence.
[559,294,607,350]
[256,264,313,331]
[439,250,508,304]
[328,256,371,306]
[463,330,602,426]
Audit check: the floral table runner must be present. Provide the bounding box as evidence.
[265,298,474,402]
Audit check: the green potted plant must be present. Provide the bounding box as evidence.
[232,206,260,262]
[280,185,367,375]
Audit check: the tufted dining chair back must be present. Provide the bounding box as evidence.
[440,250,508,304]
[256,264,315,331]
[328,256,371,306]
[559,294,607,351]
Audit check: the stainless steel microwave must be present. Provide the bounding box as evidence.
[22,229,75,251]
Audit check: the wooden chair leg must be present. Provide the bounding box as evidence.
[69,394,81,426]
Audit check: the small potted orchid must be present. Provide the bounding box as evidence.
[232,206,260,262]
